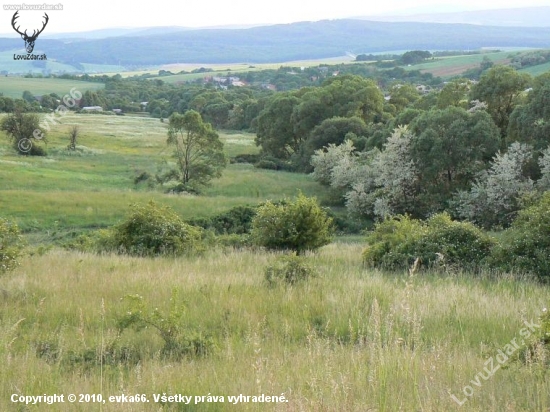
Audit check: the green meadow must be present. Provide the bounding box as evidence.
[1,112,549,411]
[0,114,322,233]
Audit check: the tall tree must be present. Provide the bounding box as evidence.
[470,65,531,142]
[167,110,226,191]
[409,106,500,211]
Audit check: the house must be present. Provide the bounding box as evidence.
[82,106,103,112]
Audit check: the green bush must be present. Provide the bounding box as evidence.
[364,213,495,271]
[187,205,257,235]
[264,253,316,286]
[490,192,550,280]
[117,291,214,359]
[0,217,25,274]
[251,193,333,254]
[111,201,203,257]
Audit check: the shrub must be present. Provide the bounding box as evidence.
[254,159,279,170]
[363,215,426,270]
[364,213,495,271]
[264,253,316,286]
[230,154,260,164]
[117,291,214,359]
[251,193,333,254]
[110,201,203,257]
[490,192,550,280]
[187,205,257,235]
[0,217,25,274]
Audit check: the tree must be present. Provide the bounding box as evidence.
[344,127,419,219]
[297,116,369,171]
[67,125,79,151]
[453,142,535,228]
[255,93,301,159]
[0,111,46,155]
[508,77,550,152]
[470,65,531,142]
[387,83,420,114]
[437,78,472,109]
[409,106,500,211]
[251,194,333,254]
[167,110,226,191]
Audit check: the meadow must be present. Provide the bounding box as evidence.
[1,113,550,411]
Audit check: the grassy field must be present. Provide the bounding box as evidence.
[0,77,104,99]
[1,111,550,411]
[519,61,550,77]
[0,244,549,411]
[0,113,324,233]
[404,50,515,78]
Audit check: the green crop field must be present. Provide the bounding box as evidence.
[0,77,104,99]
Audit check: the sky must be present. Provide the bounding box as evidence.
[1,0,549,34]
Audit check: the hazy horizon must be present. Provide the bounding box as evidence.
[0,1,549,35]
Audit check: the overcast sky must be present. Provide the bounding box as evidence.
[1,0,549,34]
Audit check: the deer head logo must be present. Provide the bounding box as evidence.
[11,11,49,54]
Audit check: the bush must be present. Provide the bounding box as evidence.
[264,253,316,286]
[0,218,25,274]
[489,192,550,280]
[117,291,214,359]
[254,159,279,170]
[364,213,495,271]
[230,154,260,164]
[187,205,257,235]
[251,193,333,254]
[110,201,203,257]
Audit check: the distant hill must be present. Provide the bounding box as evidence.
[358,7,550,27]
[1,19,550,68]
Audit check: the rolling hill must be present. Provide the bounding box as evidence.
[1,18,550,68]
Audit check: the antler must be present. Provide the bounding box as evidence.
[11,11,26,37]
[28,13,49,40]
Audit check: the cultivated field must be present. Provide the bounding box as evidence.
[1,113,550,411]
[0,77,104,99]
[405,50,515,78]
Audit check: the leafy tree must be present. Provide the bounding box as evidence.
[0,111,46,155]
[400,50,432,65]
[387,83,420,114]
[345,127,419,219]
[296,116,368,171]
[437,78,472,109]
[508,77,550,152]
[453,142,535,228]
[22,90,35,103]
[470,65,531,141]
[409,106,500,211]
[251,194,333,254]
[255,93,301,159]
[167,110,226,191]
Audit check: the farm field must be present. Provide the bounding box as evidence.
[404,50,515,77]
[0,77,104,99]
